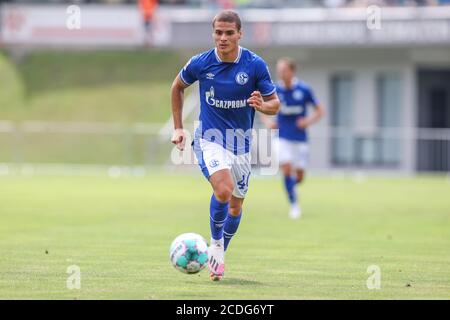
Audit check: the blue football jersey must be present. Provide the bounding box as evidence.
[276,78,319,142]
[179,46,276,155]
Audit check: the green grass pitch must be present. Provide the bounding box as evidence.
[0,172,449,299]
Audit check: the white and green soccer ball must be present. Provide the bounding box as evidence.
[169,233,208,274]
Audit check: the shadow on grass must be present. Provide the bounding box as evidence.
[220,277,264,286]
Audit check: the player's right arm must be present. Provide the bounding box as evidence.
[171,55,200,151]
[170,75,190,151]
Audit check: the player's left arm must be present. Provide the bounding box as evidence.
[297,104,325,129]
[248,91,280,116]
[297,87,325,129]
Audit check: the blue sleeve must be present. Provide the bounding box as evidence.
[179,55,200,85]
[306,87,319,107]
[255,57,276,97]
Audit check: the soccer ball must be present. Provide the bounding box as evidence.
[169,233,208,274]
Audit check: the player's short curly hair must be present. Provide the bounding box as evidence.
[212,10,242,32]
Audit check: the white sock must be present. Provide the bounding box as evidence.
[211,237,224,247]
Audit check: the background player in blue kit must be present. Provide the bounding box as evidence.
[263,57,324,219]
[170,11,280,281]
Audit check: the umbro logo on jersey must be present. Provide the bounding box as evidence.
[206,73,215,80]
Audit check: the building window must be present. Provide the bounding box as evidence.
[331,74,354,165]
[377,73,402,166]
[330,73,403,167]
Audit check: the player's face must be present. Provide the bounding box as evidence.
[277,61,294,84]
[213,21,242,56]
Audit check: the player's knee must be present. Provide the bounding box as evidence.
[214,185,233,203]
[229,204,242,216]
[281,163,292,176]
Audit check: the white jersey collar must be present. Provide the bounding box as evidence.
[214,46,242,64]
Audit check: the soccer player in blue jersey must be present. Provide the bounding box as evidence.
[170,11,280,281]
[263,57,324,219]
